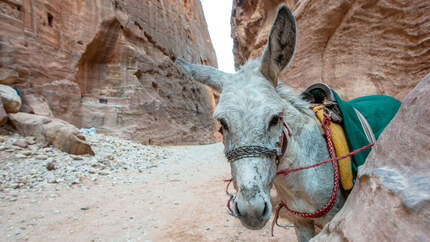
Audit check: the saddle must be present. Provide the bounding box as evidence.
[301,83,343,122]
[300,83,401,190]
[301,83,354,190]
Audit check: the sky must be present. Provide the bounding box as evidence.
[200,0,235,73]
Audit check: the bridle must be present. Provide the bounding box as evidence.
[224,119,292,216]
[224,119,292,165]
[223,111,374,235]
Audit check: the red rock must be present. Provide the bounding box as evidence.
[9,112,94,156]
[0,0,217,145]
[231,0,430,100]
[312,73,430,241]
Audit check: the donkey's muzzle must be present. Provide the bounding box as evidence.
[232,193,272,229]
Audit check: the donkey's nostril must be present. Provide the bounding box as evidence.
[262,202,268,217]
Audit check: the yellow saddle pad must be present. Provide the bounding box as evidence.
[313,106,354,190]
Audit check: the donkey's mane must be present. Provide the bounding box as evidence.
[236,58,261,73]
[276,83,314,117]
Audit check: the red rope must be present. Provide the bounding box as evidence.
[276,142,374,177]
[271,114,374,235]
[225,179,234,214]
[275,114,339,219]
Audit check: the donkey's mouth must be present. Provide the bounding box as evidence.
[234,197,272,230]
[239,216,270,230]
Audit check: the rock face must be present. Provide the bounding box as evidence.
[311,73,430,241]
[1,0,217,145]
[9,112,94,155]
[231,0,430,100]
[0,68,19,85]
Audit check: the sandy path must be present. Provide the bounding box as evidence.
[0,143,297,241]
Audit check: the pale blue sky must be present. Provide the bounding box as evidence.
[200,0,235,73]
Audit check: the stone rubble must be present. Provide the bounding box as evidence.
[0,132,168,202]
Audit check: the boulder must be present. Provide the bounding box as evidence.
[0,99,7,126]
[0,84,21,113]
[311,73,430,241]
[20,93,54,117]
[9,112,94,156]
[0,68,19,85]
[231,0,430,100]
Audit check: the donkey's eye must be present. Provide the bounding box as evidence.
[269,115,280,127]
[219,119,229,132]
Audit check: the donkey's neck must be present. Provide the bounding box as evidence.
[276,85,329,165]
[282,107,330,170]
[275,88,339,219]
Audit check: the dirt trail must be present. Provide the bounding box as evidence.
[0,143,297,241]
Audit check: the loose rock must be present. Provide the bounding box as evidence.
[13,140,28,148]
[46,162,56,171]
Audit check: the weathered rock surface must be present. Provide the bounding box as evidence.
[231,0,430,100]
[0,84,21,113]
[0,100,7,126]
[1,0,217,145]
[311,73,430,241]
[0,68,19,85]
[20,93,53,117]
[9,112,94,155]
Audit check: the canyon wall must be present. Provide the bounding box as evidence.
[0,0,218,145]
[231,0,430,100]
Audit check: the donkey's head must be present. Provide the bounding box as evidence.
[177,4,296,229]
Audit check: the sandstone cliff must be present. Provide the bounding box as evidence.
[231,0,430,100]
[0,0,217,145]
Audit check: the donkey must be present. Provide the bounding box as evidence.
[177,4,345,241]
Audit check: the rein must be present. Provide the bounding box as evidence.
[223,111,375,235]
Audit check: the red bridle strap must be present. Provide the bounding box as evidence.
[271,114,374,235]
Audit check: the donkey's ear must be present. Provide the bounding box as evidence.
[176,58,228,92]
[260,4,296,86]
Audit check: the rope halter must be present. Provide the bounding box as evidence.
[225,121,292,165]
[225,146,279,163]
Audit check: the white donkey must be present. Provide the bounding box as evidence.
[177,4,345,241]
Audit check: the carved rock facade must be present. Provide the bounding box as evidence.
[1,0,218,145]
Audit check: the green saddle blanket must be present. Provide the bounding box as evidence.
[302,84,401,176]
